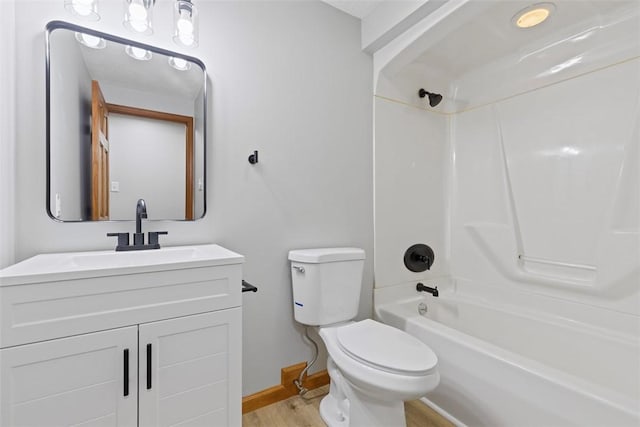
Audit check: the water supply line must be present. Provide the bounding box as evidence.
[293,326,320,397]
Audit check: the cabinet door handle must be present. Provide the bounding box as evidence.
[123,348,129,397]
[146,343,152,390]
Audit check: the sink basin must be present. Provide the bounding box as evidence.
[0,244,244,286]
[69,247,198,268]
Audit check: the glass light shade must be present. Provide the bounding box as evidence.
[168,56,192,71]
[74,32,106,49]
[64,0,100,21]
[513,3,555,28]
[125,45,153,61]
[123,0,154,35]
[173,1,199,48]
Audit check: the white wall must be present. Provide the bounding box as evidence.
[207,1,373,394]
[374,97,449,288]
[108,114,186,220]
[11,0,373,395]
[0,0,16,269]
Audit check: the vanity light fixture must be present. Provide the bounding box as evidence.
[513,3,555,28]
[125,45,152,61]
[168,56,192,71]
[64,0,201,50]
[123,0,155,35]
[173,0,199,48]
[64,0,100,21]
[74,32,106,49]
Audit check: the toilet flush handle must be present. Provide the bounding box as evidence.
[292,266,305,273]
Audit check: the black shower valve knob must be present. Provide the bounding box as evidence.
[413,253,429,264]
[248,150,259,164]
[404,244,435,273]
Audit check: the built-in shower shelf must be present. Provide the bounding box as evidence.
[465,223,600,292]
[518,254,597,283]
[517,255,596,271]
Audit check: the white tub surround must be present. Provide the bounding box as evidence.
[376,281,640,427]
[0,244,243,426]
[373,0,640,425]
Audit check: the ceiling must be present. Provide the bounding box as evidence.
[411,0,640,80]
[321,0,385,19]
[376,0,640,112]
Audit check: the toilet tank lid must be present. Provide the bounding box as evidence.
[288,248,365,263]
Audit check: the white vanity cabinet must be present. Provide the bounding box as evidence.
[0,326,139,426]
[0,244,244,427]
[138,309,241,427]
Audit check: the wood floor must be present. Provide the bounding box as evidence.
[242,385,454,427]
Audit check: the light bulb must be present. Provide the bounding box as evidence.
[173,1,199,48]
[123,0,154,35]
[82,34,100,47]
[177,16,193,34]
[169,56,191,71]
[177,14,194,45]
[179,32,195,46]
[74,32,106,49]
[131,47,146,58]
[128,3,147,20]
[65,0,100,20]
[125,45,152,60]
[72,0,94,16]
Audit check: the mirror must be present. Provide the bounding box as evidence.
[46,21,206,221]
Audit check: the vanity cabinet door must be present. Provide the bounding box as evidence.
[138,308,242,427]
[0,327,138,427]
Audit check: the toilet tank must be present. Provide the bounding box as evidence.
[288,248,365,326]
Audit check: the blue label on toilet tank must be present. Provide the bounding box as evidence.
[294,301,303,307]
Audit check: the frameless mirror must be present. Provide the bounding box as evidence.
[46,21,206,221]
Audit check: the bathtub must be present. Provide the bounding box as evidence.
[375,281,640,427]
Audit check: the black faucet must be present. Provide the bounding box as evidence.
[416,282,439,297]
[136,199,147,234]
[134,199,148,246]
[107,199,167,251]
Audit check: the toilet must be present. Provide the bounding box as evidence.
[289,248,439,427]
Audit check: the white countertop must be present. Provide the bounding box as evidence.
[0,244,245,286]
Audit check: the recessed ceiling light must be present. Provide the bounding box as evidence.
[513,3,555,28]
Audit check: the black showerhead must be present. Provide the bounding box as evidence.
[418,88,443,107]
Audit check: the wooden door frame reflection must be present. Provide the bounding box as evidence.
[105,103,194,220]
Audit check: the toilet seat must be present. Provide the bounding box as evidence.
[319,320,440,402]
[336,319,437,376]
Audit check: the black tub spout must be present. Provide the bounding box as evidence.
[416,282,439,297]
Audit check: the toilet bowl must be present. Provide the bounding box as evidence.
[318,320,439,427]
[289,248,440,427]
